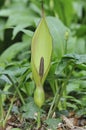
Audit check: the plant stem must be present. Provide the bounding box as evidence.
[41,0,44,17]
[37,109,41,129]
[65,31,69,54]
[47,80,59,119]
[5,74,25,105]
[16,86,25,105]
[0,95,4,127]
[47,65,74,118]
[47,88,58,119]
[65,40,67,54]
[63,34,69,108]
[3,92,16,127]
[63,86,67,109]
[53,66,74,114]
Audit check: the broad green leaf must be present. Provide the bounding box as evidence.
[45,118,61,130]
[0,42,29,63]
[67,102,78,110]
[20,29,33,37]
[57,54,86,71]
[12,25,33,39]
[4,2,37,28]
[55,59,68,75]
[0,9,11,17]
[73,1,84,19]
[21,81,35,96]
[0,75,11,84]
[76,108,86,117]
[6,14,34,28]
[0,20,5,41]
[75,25,86,38]
[64,54,86,64]
[0,88,12,97]
[67,83,80,93]
[46,16,69,60]
[54,0,74,26]
[21,99,39,119]
[75,38,86,54]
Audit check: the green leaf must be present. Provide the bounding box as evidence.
[0,89,12,95]
[54,0,74,26]
[0,9,11,17]
[76,108,86,116]
[12,25,33,39]
[75,38,86,54]
[67,102,78,110]
[55,59,68,75]
[75,25,86,38]
[21,99,39,119]
[44,118,61,130]
[73,1,84,19]
[0,42,29,62]
[46,16,69,60]
[67,83,80,93]
[64,54,86,64]
[21,81,35,96]
[5,8,35,28]
[0,20,5,41]
[0,75,11,84]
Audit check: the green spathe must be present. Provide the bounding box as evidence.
[31,17,52,86]
[31,16,52,107]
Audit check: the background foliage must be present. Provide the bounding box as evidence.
[0,0,86,129]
